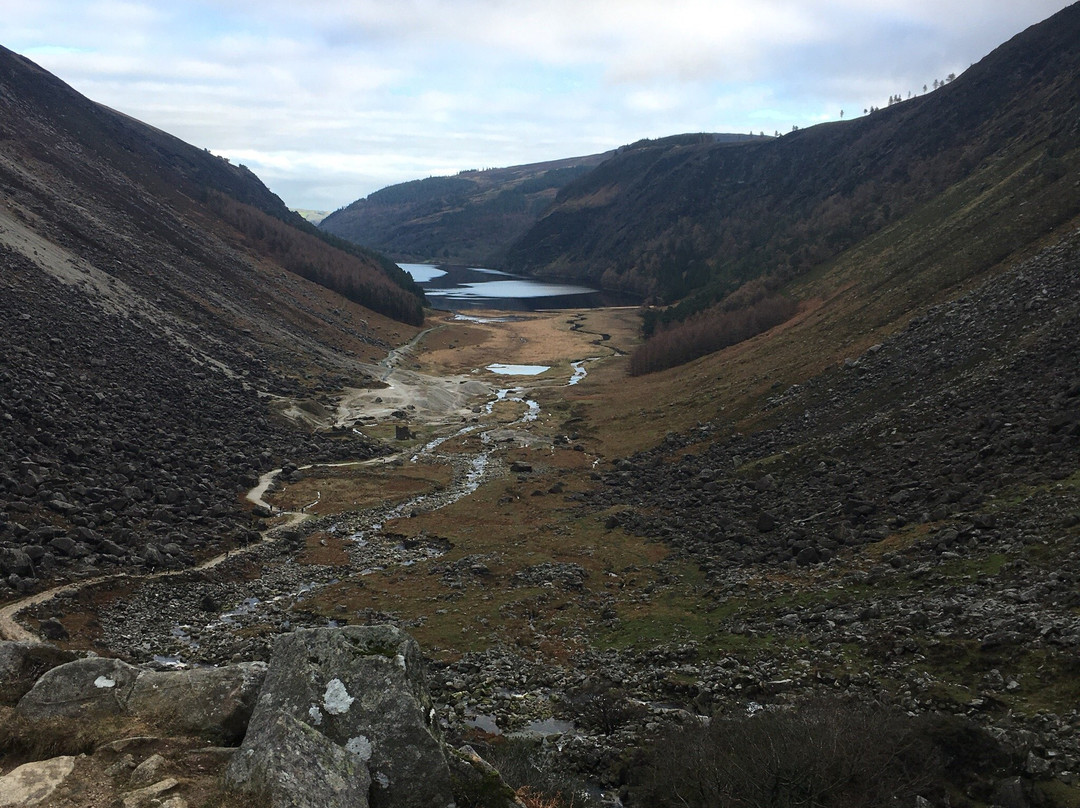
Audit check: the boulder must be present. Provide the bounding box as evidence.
[16,656,141,721]
[226,625,453,808]
[0,548,33,577]
[0,755,77,807]
[128,662,266,743]
[447,745,527,808]
[39,617,69,641]
[15,656,265,743]
[0,641,78,705]
[227,711,371,808]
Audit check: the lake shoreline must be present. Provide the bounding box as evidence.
[399,262,642,311]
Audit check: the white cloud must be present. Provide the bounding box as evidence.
[6,0,1073,209]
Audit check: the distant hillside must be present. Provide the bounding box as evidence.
[319,152,615,264]
[502,2,1080,326]
[294,208,331,225]
[321,136,768,266]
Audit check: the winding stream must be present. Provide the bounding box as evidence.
[0,357,585,653]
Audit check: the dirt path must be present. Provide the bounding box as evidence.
[0,454,409,643]
[0,308,627,646]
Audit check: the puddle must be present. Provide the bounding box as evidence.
[486,364,549,376]
[220,597,261,623]
[517,718,576,737]
[171,624,199,650]
[152,654,188,670]
[464,713,501,735]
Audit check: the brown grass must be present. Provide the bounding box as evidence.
[0,707,148,762]
[416,308,638,377]
[301,457,673,657]
[266,463,452,517]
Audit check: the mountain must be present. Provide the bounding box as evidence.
[293,208,331,225]
[3,10,1080,805]
[319,151,616,265]
[0,45,427,586]
[0,46,424,325]
[502,2,1080,318]
[321,135,769,267]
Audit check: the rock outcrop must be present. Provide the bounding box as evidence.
[15,655,266,743]
[0,756,77,807]
[226,625,453,808]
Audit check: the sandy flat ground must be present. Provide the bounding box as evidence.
[416,308,640,377]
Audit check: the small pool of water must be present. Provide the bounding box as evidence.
[464,713,501,735]
[152,654,187,670]
[517,717,576,737]
[486,364,549,376]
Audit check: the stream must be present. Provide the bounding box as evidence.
[0,353,599,656]
[77,359,598,664]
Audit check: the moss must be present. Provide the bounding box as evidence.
[448,747,519,808]
[1036,780,1080,808]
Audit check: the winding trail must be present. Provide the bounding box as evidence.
[0,455,402,643]
[0,357,581,647]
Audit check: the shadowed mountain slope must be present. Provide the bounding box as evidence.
[0,45,424,325]
[321,134,766,267]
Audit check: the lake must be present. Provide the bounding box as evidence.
[399,263,640,311]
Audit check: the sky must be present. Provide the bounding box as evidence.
[6,1,1074,211]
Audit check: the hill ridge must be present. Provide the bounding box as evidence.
[500,1,1080,312]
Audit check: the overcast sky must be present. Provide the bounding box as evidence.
[6,1,1073,211]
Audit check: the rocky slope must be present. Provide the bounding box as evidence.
[0,626,523,808]
[0,48,426,596]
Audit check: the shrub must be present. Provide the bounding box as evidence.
[630,294,798,375]
[564,678,647,736]
[474,737,593,808]
[627,698,941,808]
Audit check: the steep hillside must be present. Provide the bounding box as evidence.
[0,46,426,594]
[502,2,1080,315]
[320,152,616,265]
[0,46,424,325]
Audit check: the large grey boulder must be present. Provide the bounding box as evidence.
[15,656,141,720]
[227,711,371,808]
[0,641,77,705]
[14,656,266,742]
[226,625,453,808]
[127,662,266,743]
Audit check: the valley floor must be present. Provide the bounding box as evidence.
[5,238,1080,805]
